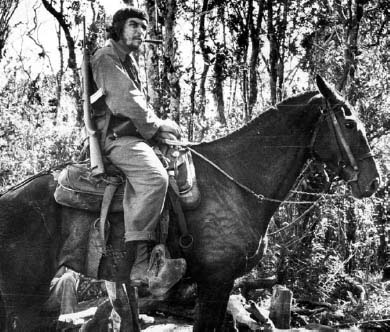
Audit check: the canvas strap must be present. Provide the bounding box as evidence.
[99,180,120,252]
[86,178,120,278]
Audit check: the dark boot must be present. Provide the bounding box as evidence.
[99,241,137,282]
[129,242,152,286]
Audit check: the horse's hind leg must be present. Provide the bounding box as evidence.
[105,281,140,332]
[0,292,5,331]
[194,280,233,332]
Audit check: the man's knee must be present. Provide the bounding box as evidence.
[145,160,169,190]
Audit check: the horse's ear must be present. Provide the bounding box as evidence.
[316,75,336,101]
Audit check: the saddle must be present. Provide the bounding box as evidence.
[54,143,200,286]
[55,145,200,212]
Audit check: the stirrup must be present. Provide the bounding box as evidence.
[147,244,186,297]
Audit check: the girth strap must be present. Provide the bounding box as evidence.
[167,174,193,250]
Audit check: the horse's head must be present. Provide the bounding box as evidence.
[311,75,380,198]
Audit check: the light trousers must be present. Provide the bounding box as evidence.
[45,270,78,315]
[105,136,168,242]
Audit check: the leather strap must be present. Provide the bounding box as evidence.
[99,179,120,253]
[167,175,193,250]
[100,110,111,148]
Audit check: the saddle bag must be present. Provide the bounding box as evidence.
[54,164,124,212]
[156,144,201,210]
[175,150,201,210]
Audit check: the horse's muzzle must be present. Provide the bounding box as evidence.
[365,177,380,196]
[358,177,380,198]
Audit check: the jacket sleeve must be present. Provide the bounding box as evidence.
[91,52,162,139]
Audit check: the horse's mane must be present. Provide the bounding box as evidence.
[0,161,75,197]
[203,90,319,145]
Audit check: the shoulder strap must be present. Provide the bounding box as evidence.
[100,110,111,148]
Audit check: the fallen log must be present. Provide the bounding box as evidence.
[235,276,277,298]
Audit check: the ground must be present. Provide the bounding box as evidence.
[54,272,390,331]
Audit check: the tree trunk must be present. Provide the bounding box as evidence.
[41,0,82,124]
[146,0,163,116]
[162,0,181,122]
[240,0,251,121]
[248,0,265,116]
[198,0,210,117]
[55,0,64,115]
[56,23,64,114]
[267,0,277,105]
[188,0,197,140]
[276,0,288,102]
[213,51,226,125]
[336,0,365,101]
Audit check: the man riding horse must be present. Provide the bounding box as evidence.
[90,7,183,292]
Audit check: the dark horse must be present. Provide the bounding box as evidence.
[0,76,380,331]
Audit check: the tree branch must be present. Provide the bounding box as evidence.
[41,0,77,70]
[0,0,20,59]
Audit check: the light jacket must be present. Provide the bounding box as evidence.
[90,39,162,141]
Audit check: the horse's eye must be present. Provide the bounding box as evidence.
[345,121,355,129]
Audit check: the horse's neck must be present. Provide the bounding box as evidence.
[196,98,321,203]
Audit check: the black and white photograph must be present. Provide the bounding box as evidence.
[0,0,389,331]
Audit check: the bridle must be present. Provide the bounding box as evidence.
[309,100,374,183]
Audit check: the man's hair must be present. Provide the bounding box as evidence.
[106,7,149,41]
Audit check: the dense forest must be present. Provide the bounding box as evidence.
[0,0,390,329]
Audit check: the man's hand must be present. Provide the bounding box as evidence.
[158,119,182,139]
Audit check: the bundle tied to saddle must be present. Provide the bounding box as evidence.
[54,139,200,280]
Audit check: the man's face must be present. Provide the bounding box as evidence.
[120,17,148,51]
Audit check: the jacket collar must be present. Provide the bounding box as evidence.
[108,39,130,62]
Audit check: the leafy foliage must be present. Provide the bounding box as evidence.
[0,69,80,189]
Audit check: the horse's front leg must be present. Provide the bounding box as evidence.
[194,279,234,332]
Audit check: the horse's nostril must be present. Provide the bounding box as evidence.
[369,178,380,193]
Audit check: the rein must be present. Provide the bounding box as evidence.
[186,99,372,205]
[188,147,319,205]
